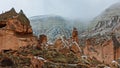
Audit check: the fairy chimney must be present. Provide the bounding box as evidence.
[72,27,79,43]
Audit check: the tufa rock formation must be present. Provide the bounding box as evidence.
[72,28,79,43]
[37,34,47,49]
[83,34,120,64]
[31,56,44,68]
[53,28,82,58]
[0,8,37,51]
[82,15,120,64]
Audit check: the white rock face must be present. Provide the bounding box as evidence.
[84,2,120,37]
[29,15,72,41]
[30,15,86,41]
[89,2,120,29]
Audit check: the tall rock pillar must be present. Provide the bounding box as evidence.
[72,27,79,44]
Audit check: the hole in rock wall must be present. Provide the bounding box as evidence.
[0,24,6,28]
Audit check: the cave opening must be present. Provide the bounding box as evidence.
[0,24,6,28]
[0,57,14,67]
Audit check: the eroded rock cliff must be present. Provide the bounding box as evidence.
[0,8,37,51]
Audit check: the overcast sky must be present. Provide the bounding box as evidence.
[0,0,119,21]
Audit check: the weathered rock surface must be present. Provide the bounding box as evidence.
[44,28,82,61]
[37,34,47,49]
[31,56,44,68]
[79,3,120,65]
[89,2,120,29]
[72,27,79,43]
[0,8,37,51]
[82,15,120,64]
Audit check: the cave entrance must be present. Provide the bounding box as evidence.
[0,57,14,67]
[0,24,6,28]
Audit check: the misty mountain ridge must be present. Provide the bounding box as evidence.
[29,2,120,40]
[89,2,120,29]
[80,2,120,38]
[29,15,86,41]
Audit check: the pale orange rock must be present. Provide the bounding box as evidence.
[72,28,79,43]
[38,34,47,45]
[70,42,82,57]
[31,56,44,68]
[54,39,64,51]
[37,34,47,49]
[84,36,120,64]
[0,8,37,51]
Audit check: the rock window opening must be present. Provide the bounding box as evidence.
[0,58,14,67]
[0,24,6,28]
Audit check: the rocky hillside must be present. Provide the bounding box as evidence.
[81,2,120,37]
[29,15,71,41]
[82,15,120,37]
[89,2,120,29]
[29,15,86,42]
[1,5,120,67]
[79,2,120,66]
